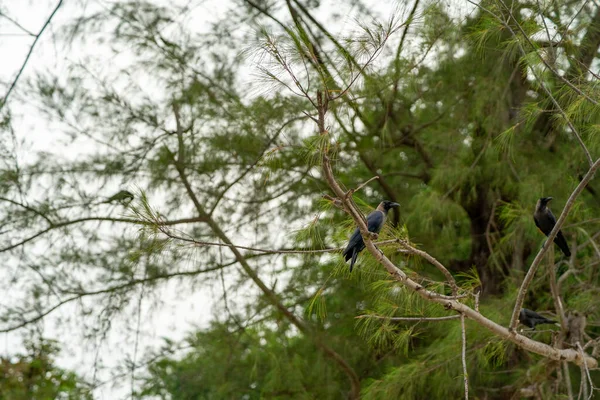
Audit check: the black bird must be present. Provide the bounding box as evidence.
[533,197,571,257]
[342,201,400,272]
[519,308,557,330]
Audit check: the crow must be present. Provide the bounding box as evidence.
[533,197,571,257]
[519,308,557,330]
[343,201,400,272]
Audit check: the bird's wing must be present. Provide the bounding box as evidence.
[343,210,385,262]
[533,215,541,230]
[546,209,557,224]
[534,209,556,236]
[366,210,385,233]
[343,227,363,259]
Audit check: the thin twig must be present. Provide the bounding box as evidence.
[0,216,208,253]
[548,246,567,331]
[130,269,147,399]
[461,313,469,400]
[577,342,595,400]
[397,239,459,295]
[352,175,380,194]
[357,314,460,322]
[1,0,63,109]
[160,228,399,255]
[564,361,575,400]
[0,12,35,36]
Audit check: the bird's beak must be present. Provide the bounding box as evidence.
[545,197,553,202]
[390,202,400,208]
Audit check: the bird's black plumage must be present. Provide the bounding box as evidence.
[519,308,556,330]
[343,201,400,272]
[533,197,571,257]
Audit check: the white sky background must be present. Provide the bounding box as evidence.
[0,0,476,398]
[0,1,239,398]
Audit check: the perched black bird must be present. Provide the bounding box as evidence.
[519,308,557,330]
[342,201,400,272]
[533,197,571,257]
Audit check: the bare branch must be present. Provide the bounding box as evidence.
[461,313,469,400]
[0,12,35,36]
[0,265,231,333]
[352,175,380,194]
[160,227,400,255]
[564,361,575,400]
[577,341,595,400]
[0,196,55,225]
[397,239,459,295]
[357,314,461,322]
[0,216,207,253]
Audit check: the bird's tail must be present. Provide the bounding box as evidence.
[554,232,571,257]
[343,247,351,262]
[349,249,358,272]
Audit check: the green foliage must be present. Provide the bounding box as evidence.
[3,0,600,398]
[0,339,92,400]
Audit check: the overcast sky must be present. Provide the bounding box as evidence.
[0,1,231,398]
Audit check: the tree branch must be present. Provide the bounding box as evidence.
[0,216,207,253]
[0,264,230,333]
[461,313,469,400]
[357,314,461,322]
[397,239,459,294]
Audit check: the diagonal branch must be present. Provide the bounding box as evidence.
[461,313,469,400]
[1,0,63,109]
[510,157,600,330]
[0,12,35,36]
[397,239,459,294]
